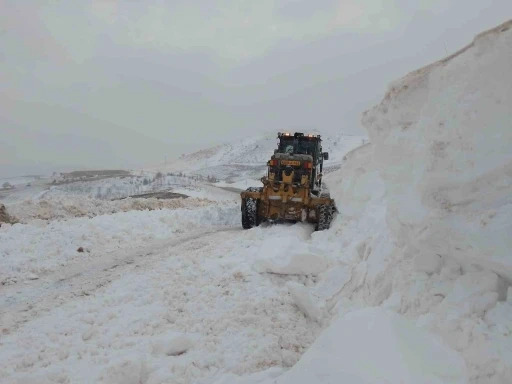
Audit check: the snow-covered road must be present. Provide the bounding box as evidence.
[0,204,324,384]
[1,227,239,331]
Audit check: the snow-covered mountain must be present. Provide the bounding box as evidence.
[146,130,367,182]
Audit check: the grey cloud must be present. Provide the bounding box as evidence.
[274,0,339,19]
[1,0,511,178]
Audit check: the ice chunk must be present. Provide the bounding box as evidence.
[286,281,323,323]
[442,271,502,306]
[311,265,352,300]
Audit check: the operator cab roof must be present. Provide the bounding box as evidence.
[278,132,321,140]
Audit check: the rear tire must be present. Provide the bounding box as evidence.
[242,197,259,229]
[315,204,333,231]
[319,190,338,215]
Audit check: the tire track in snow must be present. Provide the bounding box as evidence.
[0,227,240,333]
[0,223,322,384]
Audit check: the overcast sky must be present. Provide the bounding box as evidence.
[1,0,511,177]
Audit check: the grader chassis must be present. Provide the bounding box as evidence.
[240,132,336,231]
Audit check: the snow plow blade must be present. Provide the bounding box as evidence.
[241,187,335,230]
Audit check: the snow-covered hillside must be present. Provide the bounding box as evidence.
[39,174,234,201]
[176,131,364,166]
[146,131,366,182]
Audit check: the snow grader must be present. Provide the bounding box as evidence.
[240,132,336,231]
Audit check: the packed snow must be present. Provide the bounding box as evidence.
[3,171,239,224]
[262,308,469,384]
[283,20,511,383]
[5,196,217,223]
[0,222,324,384]
[41,174,224,201]
[0,201,239,286]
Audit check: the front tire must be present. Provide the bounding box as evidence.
[315,204,333,231]
[242,197,259,229]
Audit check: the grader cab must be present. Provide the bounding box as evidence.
[240,132,336,231]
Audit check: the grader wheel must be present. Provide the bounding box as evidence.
[241,197,260,229]
[315,204,333,231]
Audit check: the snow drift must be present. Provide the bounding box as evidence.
[6,196,216,223]
[278,19,512,383]
[0,201,239,285]
[362,20,512,283]
[264,308,468,384]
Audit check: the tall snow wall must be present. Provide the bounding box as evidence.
[321,19,512,383]
[362,19,512,281]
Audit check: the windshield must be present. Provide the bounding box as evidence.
[278,138,295,153]
[297,138,316,156]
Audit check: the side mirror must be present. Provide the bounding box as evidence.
[323,152,329,160]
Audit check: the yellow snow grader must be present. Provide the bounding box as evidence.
[240,132,336,231]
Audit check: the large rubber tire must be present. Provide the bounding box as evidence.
[242,197,259,229]
[319,190,338,214]
[315,204,333,231]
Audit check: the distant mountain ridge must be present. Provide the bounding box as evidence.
[148,131,367,182]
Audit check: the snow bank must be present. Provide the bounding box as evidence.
[362,20,512,282]
[287,20,512,383]
[6,196,216,223]
[42,174,200,200]
[0,201,239,284]
[263,307,468,384]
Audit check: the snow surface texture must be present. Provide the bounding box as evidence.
[6,196,215,223]
[0,201,238,285]
[279,20,511,384]
[359,20,512,383]
[0,222,324,384]
[262,308,468,384]
[42,174,226,201]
